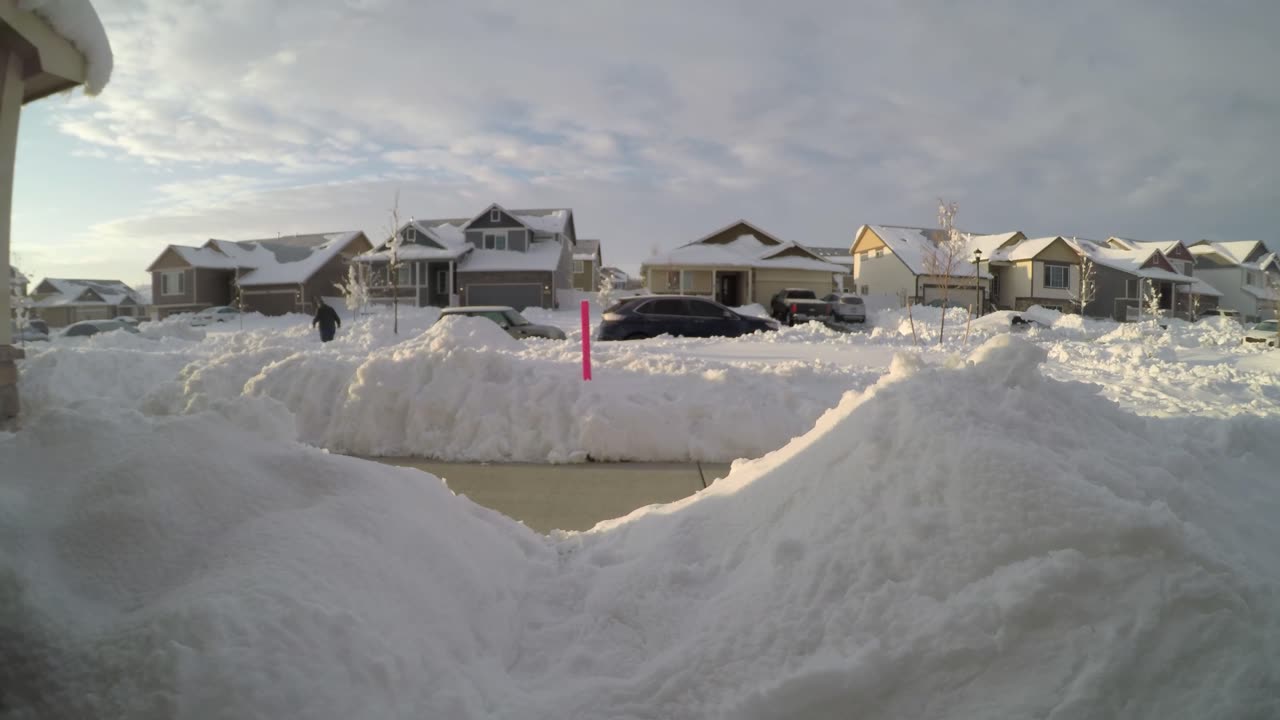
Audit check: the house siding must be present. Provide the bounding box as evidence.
[572,259,598,291]
[456,270,556,309]
[852,249,915,301]
[467,208,526,230]
[752,268,836,305]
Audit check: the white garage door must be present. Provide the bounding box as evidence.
[465,283,545,310]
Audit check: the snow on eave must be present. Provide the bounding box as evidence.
[21,0,114,95]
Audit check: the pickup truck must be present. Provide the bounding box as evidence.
[769,288,831,326]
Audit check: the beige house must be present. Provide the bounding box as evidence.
[980,235,1081,311]
[572,238,602,291]
[850,225,1008,309]
[641,220,846,307]
[1,0,112,422]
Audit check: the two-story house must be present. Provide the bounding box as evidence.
[850,225,1006,310]
[145,231,372,318]
[358,204,578,310]
[1188,240,1279,321]
[572,239,602,291]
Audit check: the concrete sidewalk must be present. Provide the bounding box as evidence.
[369,459,733,533]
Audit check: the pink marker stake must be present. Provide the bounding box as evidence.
[581,300,592,381]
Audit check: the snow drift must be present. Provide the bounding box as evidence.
[4,336,1278,718]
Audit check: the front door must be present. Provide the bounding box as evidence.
[716,273,740,307]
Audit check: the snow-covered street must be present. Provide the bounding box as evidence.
[4,311,1278,718]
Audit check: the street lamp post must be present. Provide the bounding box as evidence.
[972,249,983,314]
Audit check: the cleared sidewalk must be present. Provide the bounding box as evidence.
[370,459,732,533]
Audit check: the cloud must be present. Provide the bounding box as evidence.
[29,0,1280,283]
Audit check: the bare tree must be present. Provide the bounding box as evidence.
[923,199,967,344]
[384,192,405,335]
[335,262,371,321]
[1070,255,1096,316]
[597,271,617,309]
[1142,278,1162,322]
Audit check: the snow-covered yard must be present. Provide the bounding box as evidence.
[4,304,1279,717]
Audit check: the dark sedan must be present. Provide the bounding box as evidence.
[597,296,779,340]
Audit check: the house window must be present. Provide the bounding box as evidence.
[160,270,185,296]
[574,260,585,274]
[860,284,869,295]
[1044,264,1070,289]
[1246,271,1258,286]
[396,264,413,286]
[484,232,506,250]
[681,270,696,290]
[489,208,501,222]
[872,248,883,258]
[665,270,680,291]
[405,227,417,243]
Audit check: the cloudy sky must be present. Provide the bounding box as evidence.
[14,0,1280,287]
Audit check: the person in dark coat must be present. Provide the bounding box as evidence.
[312,299,341,342]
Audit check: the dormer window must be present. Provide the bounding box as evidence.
[405,227,417,243]
[489,208,501,223]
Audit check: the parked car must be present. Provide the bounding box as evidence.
[598,295,778,340]
[1243,320,1279,347]
[10,321,49,342]
[114,316,141,326]
[1199,308,1243,324]
[62,319,142,338]
[438,306,567,340]
[25,318,50,336]
[769,288,831,326]
[822,293,866,324]
[191,306,240,326]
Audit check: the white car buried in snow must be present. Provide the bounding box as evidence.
[1242,320,1278,347]
[191,306,240,326]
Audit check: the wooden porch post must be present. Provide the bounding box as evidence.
[711,269,717,301]
[0,50,21,349]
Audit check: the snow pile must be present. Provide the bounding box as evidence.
[733,303,770,318]
[4,335,1278,718]
[870,305,974,343]
[139,315,207,342]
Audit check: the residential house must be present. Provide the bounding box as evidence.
[850,225,1006,310]
[28,278,145,326]
[1104,237,1222,318]
[573,239,602,291]
[357,204,578,310]
[599,266,638,290]
[640,220,846,307]
[1188,240,1279,321]
[145,231,373,318]
[1064,239,1202,321]
[7,266,26,319]
[806,246,855,292]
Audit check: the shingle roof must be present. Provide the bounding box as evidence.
[645,232,846,274]
[858,225,993,278]
[151,232,367,285]
[31,278,143,307]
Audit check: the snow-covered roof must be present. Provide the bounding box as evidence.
[1189,240,1267,266]
[227,232,366,286]
[1004,236,1065,262]
[646,233,846,274]
[806,246,854,265]
[1188,276,1224,298]
[154,232,366,285]
[858,225,992,278]
[573,253,596,262]
[1107,237,1187,256]
[511,209,569,235]
[967,232,1024,262]
[576,238,601,257]
[31,277,141,307]
[458,238,563,273]
[1066,239,1191,284]
[23,0,114,95]
[1243,284,1280,301]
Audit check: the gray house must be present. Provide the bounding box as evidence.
[358,203,578,310]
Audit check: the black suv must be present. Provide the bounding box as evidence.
[597,296,779,340]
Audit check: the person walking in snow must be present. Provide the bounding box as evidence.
[312,298,341,342]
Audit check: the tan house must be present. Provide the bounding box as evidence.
[1,0,113,421]
[28,278,144,326]
[850,225,1009,309]
[641,220,845,307]
[572,238,602,291]
[146,231,372,318]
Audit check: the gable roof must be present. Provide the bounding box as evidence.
[854,225,994,278]
[1189,240,1268,267]
[1065,238,1191,284]
[30,278,143,308]
[644,223,846,274]
[806,246,854,265]
[147,232,368,285]
[1002,236,1068,262]
[463,203,574,236]
[574,238,602,262]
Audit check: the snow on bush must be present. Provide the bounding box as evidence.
[3,335,1278,718]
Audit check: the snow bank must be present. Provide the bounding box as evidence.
[4,336,1277,718]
